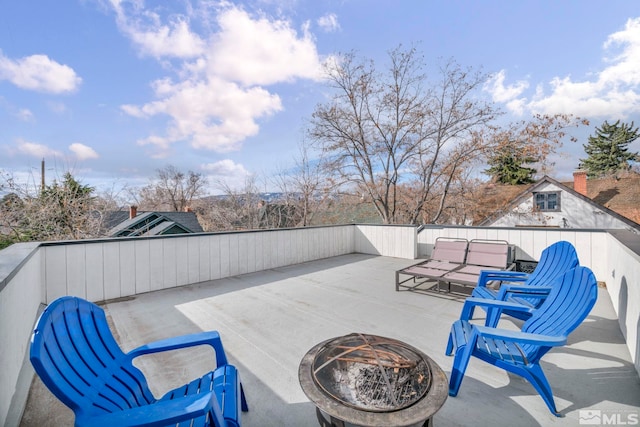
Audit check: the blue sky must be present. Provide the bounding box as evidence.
[1,0,639,196]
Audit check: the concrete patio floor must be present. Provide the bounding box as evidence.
[20,254,640,426]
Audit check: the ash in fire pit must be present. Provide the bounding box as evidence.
[313,334,430,412]
[300,333,447,427]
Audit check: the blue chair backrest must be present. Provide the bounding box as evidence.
[526,241,579,287]
[30,296,156,417]
[514,241,579,308]
[521,266,597,360]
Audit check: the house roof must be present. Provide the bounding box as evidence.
[477,175,640,231]
[469,183,534,225]
[574,173,640,225]
[104,210,204,237]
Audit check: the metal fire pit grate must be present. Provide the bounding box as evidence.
[311,333,431,412]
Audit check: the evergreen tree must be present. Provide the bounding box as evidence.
[485,146,537,185]
[579,120,639,178]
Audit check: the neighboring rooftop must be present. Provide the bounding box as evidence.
[475,172,640,229]
[577,172,640,225]
[104,206,204,237]
[20,254,640,426]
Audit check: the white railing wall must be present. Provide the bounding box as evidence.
[42,226,356,304]
[605,233,640,369]
[0,244,43,427]
[355,225,417,259]
[0,224,638,427]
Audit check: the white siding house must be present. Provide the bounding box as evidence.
[479,175,640,233]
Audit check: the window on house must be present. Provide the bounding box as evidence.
[534,192,560,211]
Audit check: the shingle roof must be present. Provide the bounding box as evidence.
[583,173,640,225]
[470,183,534,225]
[103,210,204,236]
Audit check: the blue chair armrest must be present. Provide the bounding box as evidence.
[460,297,533,321]
[128,330,229,367]
[477,270,529,288]
[83,392,225,427]
[497,285,553,300]
[474,325,567,347]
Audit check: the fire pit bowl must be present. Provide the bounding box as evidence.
[299,333,447,427]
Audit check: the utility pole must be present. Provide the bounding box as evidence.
[41,158,45,192]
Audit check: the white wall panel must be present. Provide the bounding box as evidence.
[197,236,210,282]
[85,243,104,302]
[134,240,151,295]
[238,233,249,275]
[267,232,276,269]
[119,241,136,297]
[103,243,121,300]
[0,249,41,427]
[208,235,220,281]
[219,235,231,278]
[605,233,640,374]
[66,245,86,299]
[175,237,189,287]
[188,236,200,284]
[44,246,67,302]
[162,239,177,289]
[149,240,163,292]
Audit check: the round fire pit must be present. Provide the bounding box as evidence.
[299,333,447,427]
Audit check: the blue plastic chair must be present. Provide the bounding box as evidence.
[445,266,597,416]
[30,296,248,427]
[469,241,579,325]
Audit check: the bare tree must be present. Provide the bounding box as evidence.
[308,46,498,224]
[271,142,337,227]
[197,175,262,231]
[136,165,207,212]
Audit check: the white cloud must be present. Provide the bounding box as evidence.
[207,7,324,86]
[317,13,340,33]
[201,159,252,192]
[16,139,63,158]
[9,140,98,162]
[117,4,324,156]
[201,159,250,177]
[601,17,640,86]
[485,17,640,119]
[69,143,99,161]
[484,70,529,103]
[0,52,82,94]
[124,76,282,153]
[109,1,204,58]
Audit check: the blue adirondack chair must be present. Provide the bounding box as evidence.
[445,266,597,416]
[30,296,248,427]
[469,241,579,325]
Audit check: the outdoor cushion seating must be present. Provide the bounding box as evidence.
[396,238,512,293]
[469,240,580,326]
[434,239,512,292]
[445,266,598,416]
[396,237,468,291]
[29,296,248,427]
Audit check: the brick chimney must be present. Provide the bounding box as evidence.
[573,170,587,196]
[129,205,138,219]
